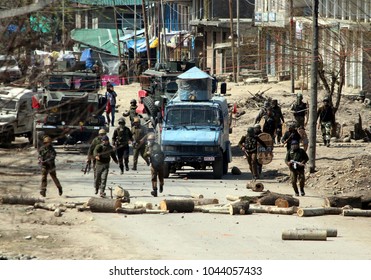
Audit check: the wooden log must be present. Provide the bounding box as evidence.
[259,193,299,206]
[246,181,264,192]
[77,205,90,212]
[191,193,204,199]
[297,207,326,217]
[145,209,169,214]
[53,208,62,217]
[282,229,327,241]
[342,209,371,217]
[200,208,230,214]
[324,196,362,209]
[1,195,44,205]
[193,198,219,206]
[116,207,146,214]
[159,199,195,213]
[323,207,343,215]
[87,197,122,213]
[228,201,250,215]
[249,205,295,215]
[226,194,262,204]
[295,228,337,237]
[133,201,153,210]
[114,186,130,199]
[34,202,66,212]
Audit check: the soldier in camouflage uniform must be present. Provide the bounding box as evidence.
[112,118,133,174]
[238,127,267,180]
[128,99,138,126]
[93,135,118,197]
[131,117,150,170]
[144,133,165,197]
[290,93,308,128]
[38,136,63,197]
[317,96,336,147]
[86,128,107,179]
[285,140,309,196]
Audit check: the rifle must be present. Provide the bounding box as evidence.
[290,160,305,170]
[83,160,91,174]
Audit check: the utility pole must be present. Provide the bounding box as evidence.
[229,0,236,82]
[113,2,122,60]
[290,0,295,94]
[142,0,151,69]
[309,0,319,173]
[236,0,240,81]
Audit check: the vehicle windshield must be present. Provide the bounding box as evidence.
[166,107,220,126]
[0,98,17,110]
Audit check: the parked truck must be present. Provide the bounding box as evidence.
[0,86,36,145]
[160,67,232,179]
[33,70,107,152]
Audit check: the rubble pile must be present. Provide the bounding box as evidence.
[307,154,371,195]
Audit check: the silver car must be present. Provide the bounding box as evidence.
[0,55,22,83]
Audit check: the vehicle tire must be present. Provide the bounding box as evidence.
[213,157,223,179]
[223,152,228,175]
[163,162,170,178]
[143,96,158,117]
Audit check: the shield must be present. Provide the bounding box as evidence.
[257,132,274,165]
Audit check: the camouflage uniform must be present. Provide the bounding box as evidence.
[291,96,307,128]
[144,140,165,197]
[38,142,62,197]
[112,122,133,174]
[93,140,118,197]
[317,98,335,147]
[131,121,149,170]
[285,142,309,196]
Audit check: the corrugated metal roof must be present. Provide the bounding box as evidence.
[71,0,142,6]
[70,29,124,56]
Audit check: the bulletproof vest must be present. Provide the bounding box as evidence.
[150,143,164,168]
[244,136,257,153]
[293,102,307,117]
[116,127,130,145]
[263,116,275,133]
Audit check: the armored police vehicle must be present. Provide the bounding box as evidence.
[161,67,231,179]
[0,87,35,145]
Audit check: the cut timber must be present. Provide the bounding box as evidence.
[226,194,264,204]
[159,199,195,213]
[133,201,153,210]
[228,201,250,215]
[34,202,66,212]
[324,195,362,209]
[193,198,219,206]
[114,186,130,199]
[342,209,371,217]
[295,228,337,237]
[53,208,62,217]
[191,193,204,199]
[324,207,343,215]
[87,197,122,213]
[246,181,264,192]
[145,209,169,214]
[199,208,230,214]
[282,229,327,241]
[1,195,44,205]
[116,208,146,214]
[249,205,295,215]
[297,207,326,217]
[259,192,299,207]
[275,197,299,208]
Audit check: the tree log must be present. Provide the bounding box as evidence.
[191,193,204,199]
[282,229,327,241]
[1,195,44,205]
[114,186,130,199]
[87,197,122,213]
[229,201,250,215]
[145,209,169,214]
[249,205,295,215]
[134,201,153,209]
[226,194,263,204]
[199,208,230,214]
[323,207,343,215]
[275,197,299,208]
[246,181,264,192]
[297,207,326,217]
[34,202,66,212]
[259,193,299,206]
[54,208,63,217]
[324,196,362,209]
[295,228,337,237]
[193,198,219,206]
[116,207,146,214]
[342,209,371,217]
[159,199,195,213]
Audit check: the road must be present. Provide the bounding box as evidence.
[54,143,371,260]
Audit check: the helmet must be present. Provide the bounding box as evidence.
[254,124,261,129]
[323,96,330,102]
[43,136,52,143]
[247,127,255,136]
[118,118,125,125]
[263,101,270,108]
[133,117,140,123]
[297,93,303,100]
[130,99,137,105]
[291,140,299,145]
[101,135,109,141]
[98,129,106,135]
[147,133,155,141]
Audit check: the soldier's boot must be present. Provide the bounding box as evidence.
[119,164,124,175]
[159,183,164,193]
[323,139,327,146]
[300,186,305,196]
[151,188,158,197]
[125,159,129,171]
[326,139,330,147]
[293,185,299,196]
[57,186,63,196]
[95,187,99,195]
[40,189,46,197]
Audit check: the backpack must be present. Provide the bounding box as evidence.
[150,143,164,169]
